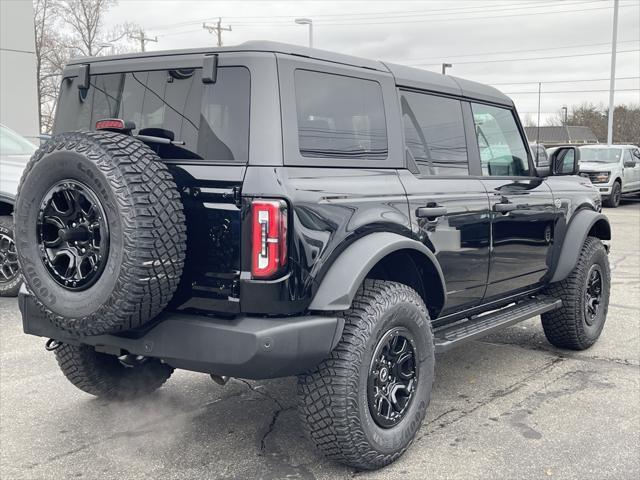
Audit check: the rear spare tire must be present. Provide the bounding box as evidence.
[14,131,186,335]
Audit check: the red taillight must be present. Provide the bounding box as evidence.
[251,199,288,279]
[95,118,126,130]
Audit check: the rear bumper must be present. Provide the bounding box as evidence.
[19,291,343,379]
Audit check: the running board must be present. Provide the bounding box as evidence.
[434,297,562,353]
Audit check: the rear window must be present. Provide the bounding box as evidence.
[294,70,387,160]
[54,66,250,162]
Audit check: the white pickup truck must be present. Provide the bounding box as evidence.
[577,144,640,207]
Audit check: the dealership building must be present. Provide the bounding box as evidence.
[0,0,39,141]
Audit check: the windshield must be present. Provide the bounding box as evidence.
[579,147,622,163]
[0,125,36,156]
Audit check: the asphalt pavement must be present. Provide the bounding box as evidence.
[1,200,638,480]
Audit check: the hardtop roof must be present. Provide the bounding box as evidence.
[67,40,512,106]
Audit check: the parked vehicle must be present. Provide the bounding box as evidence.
[15,42,611,470]
[578,144,640,207]
[529,143,549,167]
[0,124,35,296]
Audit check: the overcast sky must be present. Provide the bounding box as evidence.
[104,0,640,125]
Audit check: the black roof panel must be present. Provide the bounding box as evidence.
[68,40,513,105]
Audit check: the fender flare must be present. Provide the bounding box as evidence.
[550,210,611,283]
[308,232,446,311]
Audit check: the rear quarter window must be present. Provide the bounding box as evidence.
[294,69,387,160]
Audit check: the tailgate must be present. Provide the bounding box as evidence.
[169,164,245,315]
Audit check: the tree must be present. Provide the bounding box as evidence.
[546,103,639,144]
[521,114,537,127]
[59,0,136,57]
[33,0,138,132]
[34,0,66,133]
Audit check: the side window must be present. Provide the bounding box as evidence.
[623,148,637,165]
[399,90,468,175]
[471,103,530,177]
[294,69,387,160]
[633,148,640,160]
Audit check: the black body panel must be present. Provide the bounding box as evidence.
[482,178,556,298]
[239,166,412,314]
[398,172,491,313]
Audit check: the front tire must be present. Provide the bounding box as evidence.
[297,280,434,470]
[604,181,621,208]
[54,343,173,400]
[541,237,610,350]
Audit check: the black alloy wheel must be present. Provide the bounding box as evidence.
[368,327,418,428]
[584,264,603,326]
[37,180,109,290]
[0,230,19,284]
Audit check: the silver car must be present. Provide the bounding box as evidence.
[0,124,35,296]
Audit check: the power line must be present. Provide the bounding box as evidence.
[237,0,606,23]
[504,88,640,94]
[147,0,620,33]
[395,39,639,64]
[411,48,640,67]
[490,76,640,85]
[233,2,637,27]
[146,0,598,32]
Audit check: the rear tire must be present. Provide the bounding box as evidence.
[604,181,621,208]
[54,343,173,400]
[0,216,21,297]
[297,280,434,470]
[541,237,610,350]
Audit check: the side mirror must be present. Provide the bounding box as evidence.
[549,146,580,176]
[624,160,636,168]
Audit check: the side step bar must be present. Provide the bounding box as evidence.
[434,297,562,353]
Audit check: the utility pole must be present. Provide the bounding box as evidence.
[536,82,541,146]
[607,0,619,145]
[441,63,452,75]
[129,28,157,52]
[203,18,232,47]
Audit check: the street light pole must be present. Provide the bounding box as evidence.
[607,0,619,145]
[295,18,313,48]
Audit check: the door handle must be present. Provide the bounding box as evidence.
[493,203,518,213]
[416,206,448,218]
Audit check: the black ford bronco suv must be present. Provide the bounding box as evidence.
[15,42,611,470]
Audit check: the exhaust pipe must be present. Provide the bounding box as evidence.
[210,374,230,386]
